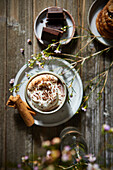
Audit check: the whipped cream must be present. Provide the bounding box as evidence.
[27,74,65,111]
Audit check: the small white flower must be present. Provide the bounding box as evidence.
[103,111,109,117]
[88,155,96,163]
[36,61,43,69]
[87,163,100,170]
[27,39,32,44]
[41,51,45,58]
[54,49,61,54]
[46,150,51,158]
[33,56,36,60]
[81,107,87,112]
[62,153,70,162]
[9,78,15,85]
[25,72,30,79]
[20,48,24,54]
[64,145,71,152]
[51,43,56,47]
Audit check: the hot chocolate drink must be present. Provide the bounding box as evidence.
[27,73,66,112]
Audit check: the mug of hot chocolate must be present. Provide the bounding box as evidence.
[25,71,67,114]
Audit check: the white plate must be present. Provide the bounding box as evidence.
[88,0,113,46]
[13,59,83,127]
[34,7,75,46]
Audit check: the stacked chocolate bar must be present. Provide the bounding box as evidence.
[41,7,67,43]
[96,0,113,39]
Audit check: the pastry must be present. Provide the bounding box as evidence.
[96,0,113,39]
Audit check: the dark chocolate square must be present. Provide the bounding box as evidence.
[41,27,63,43]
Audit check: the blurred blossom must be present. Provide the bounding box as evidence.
[62,153,70,162]
[102,124,110,131]
[24,155,29,160]
[71,149,76,156]
[86,154,96,163]
[33,160,38,165]
[42,140,51,148]
[46,165,55,170]
[109,127,113,133]
[42,157,46,164]
[9,78,15,85]
[51,137,61,145]
[76,158,81,162]
[88,155,96,163]
[61,153,71,162]
[64,145,71,152]
[46,150,52,158]
[33,166,38,170]
[17,164,21,168]
[54,49,61,53]
[51,150,60,159]
[21,156,25,162]
[87,163,101,170]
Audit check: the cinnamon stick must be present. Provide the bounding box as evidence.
[6,95,35,127]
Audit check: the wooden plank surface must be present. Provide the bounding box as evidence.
[0,0,113,169]
[6,0,29,166]
[0,0,7,168]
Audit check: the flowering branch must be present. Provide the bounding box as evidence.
[9,26,113,114]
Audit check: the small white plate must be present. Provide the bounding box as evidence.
[88,0,113,46]
[13,59,83,127]
[34,7,75,46]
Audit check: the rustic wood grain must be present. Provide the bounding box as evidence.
[6,0,26,165]
[104,48,113,167]
[0,0,113,169]
[5,0,34,166]
[0,0,7,168]
[80,0,105,159]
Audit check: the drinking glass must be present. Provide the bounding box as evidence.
[60,126,87,163]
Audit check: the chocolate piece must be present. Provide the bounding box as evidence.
[41,27,63,43]
[46,21,64,31]
[46,7,67,33]
[47,7,65,19]
[46,7,66,25]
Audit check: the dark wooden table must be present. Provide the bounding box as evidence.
[0,0,113,169]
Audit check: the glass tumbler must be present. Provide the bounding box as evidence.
[60,126,87,163]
